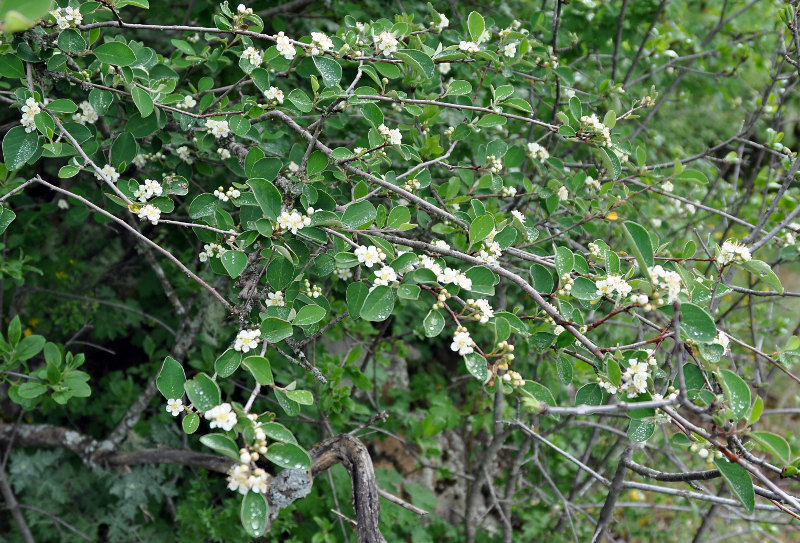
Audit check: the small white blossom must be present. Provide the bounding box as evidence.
[266,291,286,307]
[375,31,399,56]
[503,43,517,57]
[596,274,632,298]
[374,265,398,286]
[137,204,161,225]
[310,32,333,55]
[50,6,82,30]
[234,328,261,353]
[355,245,387,268]
[217,148,232,160]
[227,463,251,494]
[205,402,238,432]
[432,13,449,32]
[718,240,752,266]
[205,118,231,138]
[378,124,402,145]
[512,210,525,223]
[557,186,569,201]
[527,142,549,161]
[275,31,296,60]
[459,41,479,54]
[176,146,193,164]
[450,326,475,356]
[264,86,284,104]
[95,164,120,183]
[276,208,312,234]
[166,398,184,416]
[438,62,451,75]
[133,179,163,202]
[57,199,69,210]
[74,101,98,124]
[20,97,40,132]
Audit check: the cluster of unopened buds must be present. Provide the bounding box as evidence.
[486,155,503,173]
[214,185,241,202]
[402,178,420,192]
[444,126,455,138]
[689,442,723,464]
[493,341,516,370]
[234,328,261,353]
[501,370,524,387]
[304,279,322,298]
[199,242,226,262]
[465,298,494,323]
[534,50,559,69]
[557,273,574,296]
[133,151,165,168]
[432,289,450,310]
[588,242,603,259]
[501,186,517,197]
[640,95,656,107]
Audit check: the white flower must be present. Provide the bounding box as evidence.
[237,4,253,15]
[585,176,601,191]
[133,179,163,202]
[74,101,98,124]
[433,13,449,32]
[433,239,450,251]
[618,359,651,398]
[276,209,311,234]
[176,145,193,164]
[275,31,296,60]
[648,265,683,303]
[375,31,399,56]
[227,463,251,495]
[588,242,603,258]
[241,46,263,66]
[503,43,517,57]
[662,181,674,192]
[527,142,549,161]
[288,161,300,173]
[234,328,261,353]
[199,243,225,262]
[20,97,40,132]
[354,245,386,268]
[205,119,231,138]
[57,199,69,210]
[166,398,184,416]
[713,330,730,354]
[468,298,494,323]
[512,210,525,223]
[217,147,232,159]
[374,265,398,286]
[310,32,334,55]
[137,204,161,225]
[580,113,612,147]
[596,274,632,298]
[133,154,148,168]
[205,403,237,432]
[501,186,517,197]
[95,164,120,183]
[450,327,475,356]
[459,41,479,54]
[264,86,284,104]
[378,124,402,145]
[266,291,286,307]
[248,468,269,494]
[718,240,752,265]
[557,186,569,201]
[333,267,353,280]
[438,62,451,75]
[50,7,83,30]
[182,95,197,109]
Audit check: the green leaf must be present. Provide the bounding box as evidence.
[623,220,655,272]
[469,214,495,246]
[221,250,247,278]
[111,132,137,169]
[555,246,574,278]
[748,395,763,425]
[467,11,485,41]
[199,433,240,460]
[287,89,312,112]
[717,369,751,421]
[157,356,186,400]
[3,126,37,170]
[266,442,312,470]
[522,381,555,407]
[241,491,268,537]
[660,303,717,343]
[307,150,328,176]
[267,256,295,290]
[0,208,16,234]
[360,285,394,322]
[398,283,420,300]
[748,431,791,464]
[741,260,783,294]
[342,201,376,228]
[293,305,326,326]
[395,49,434,79]
[530,264,554,294]
[182,413,200,434]
[58,28,87,53]
[607,359,621,387]
[600,147,621,179]
[214,349,242,378]
[576,383,603,405]
[260,422,297,444]
[569,96,582,120]
[285,389,314,405]
[15,335,45,361]
[131,87,154,117]
[0,54,24,78]
[387,206,411,229]
[571,277,599,300]
[313,56,342,87]
[18,382,47,399]
[445,80,472,96]
[188,193,216,219]
[8,316,21,347]
[556,356,572,384]
[247,178,282,220]
[242,356,274,386]
[93,42,137,66]
[714,458,755,513]
[346,282,369,319]
[183,372,221,412]
[423,309,445,337]
[628,420,655,442]
[260,318,293,343]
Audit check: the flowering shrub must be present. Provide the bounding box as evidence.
[1,1,800,542]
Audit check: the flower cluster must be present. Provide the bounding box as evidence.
[20,98,40,132]
[557,186,569,201]
[333,267,353,280]
[176,146,193,163]
[234,328,261,353]
[501,186,517,197]
[95,164,120,183]
[580,114,612,147]
[618,357,657,398]
[459,41,479,54]
[304,279,323,298]
[137,204,161,225]
[648,265,683,304]
[266,291,286,307]
[133,179,163,202]
[175,95,196,109]
[511,210,525,223]
[557,273,574,296]
[477,229,503,266]
[486,155,502,173]
[74,101,99,124]
[214,186,241,202]
[50,6,82,29]
[374,31,399,56]
[205,118,231,138]
[237,3,253,15]
[166,398,184,416]
[275,208,312,235]
[596,274,632,298]
[466,298,494,323]
[275,31,296,60]
[355,245,387,268]
[585,175,601,191]
[205,402,237,431]
[451,326,475,356]
[132,151,165,168]
[199,243,226,262]
[502,370,524,387]
[782,222,800,246]
[378,124,402,145]
[527,142,550,161]
[264,86,284,105]
[310,32,334,55]
[217,148,232,159]
[374,265,398,287]
[717,240,752,266]
[417,254,473,290]
[689,441,723,464]
[241,46,263,66]
[588,242,603,258]
[402,178,420,192]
